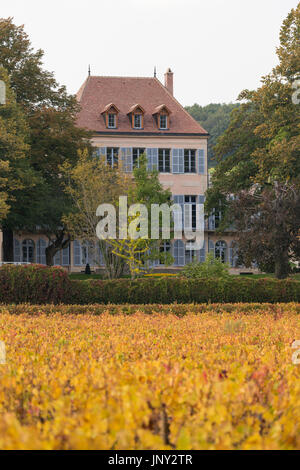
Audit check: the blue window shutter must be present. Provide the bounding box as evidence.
[200,239,206,263]
[74,240,82,266]
[198,195,205,204]
[13,239,21,262]
[198,149,205,174]
[37,239,47,265]
[172,149,184,173]
[208,240,215,257]
[173,195,184,232]
[209,212,215,230]
[173,240,185,266]
[100,147,106,161]
[120,148,133,172]
[147,148,158,171]
[62,245,70,266]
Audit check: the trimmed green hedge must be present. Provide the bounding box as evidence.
[0,265,300,304]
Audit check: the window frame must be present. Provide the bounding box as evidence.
[133,113,143,129]
[106,147,119,168]
[184,149,196,173]
[132,148,145,168]
[159,113,168,130]
[158,148,171,173]
[107,113,117,128]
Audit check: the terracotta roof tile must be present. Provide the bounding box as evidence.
[76,76,208,135]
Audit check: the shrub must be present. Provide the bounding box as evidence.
[181,253,230,279]
[0,264,71,304]
[0,265,300,304]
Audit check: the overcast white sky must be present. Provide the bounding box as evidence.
[1,0,298,106]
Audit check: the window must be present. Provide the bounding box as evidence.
[184,149,196,173]
[107,147,119,168]
[158,149,170,172]
[184,196,197,230]
[159,114,168,129]
[159,241,171,265]
[185,246,197,264]
[108,113,116,128]
[134,114,142,129]
[132,148,145,168]
[215,240,227,263]
[22,239,34,263]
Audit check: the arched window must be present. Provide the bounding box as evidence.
[22,239,35,263]
[215,240,227,263]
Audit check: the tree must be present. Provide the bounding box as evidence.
[0,66,39,256]
[0,18,92,263]
[62,149,133,278]
[231,183,300,279]
[107,154,173,279]
[205,4,300,277]
[185,103,239,167]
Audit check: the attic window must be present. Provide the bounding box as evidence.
[101,103,119,129]
[134,114,142,129]
[128,105,145,130]
[159,114,168,129]
[108,113,116,128]
[153,105,171,130]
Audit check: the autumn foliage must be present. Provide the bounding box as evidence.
[0,303,299,449]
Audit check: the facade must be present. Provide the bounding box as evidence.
[1,69,252,272]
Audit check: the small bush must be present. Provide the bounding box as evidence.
[181,253,230,279]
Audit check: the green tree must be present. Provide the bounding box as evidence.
[185,103,239,167]
[205,4,300,277]
[0,18,92,263]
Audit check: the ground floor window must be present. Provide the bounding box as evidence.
[215,240,227,263]
[22,239,35,263]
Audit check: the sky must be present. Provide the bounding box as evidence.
[1,0,298,106]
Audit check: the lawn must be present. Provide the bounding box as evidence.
[0,303,299,450]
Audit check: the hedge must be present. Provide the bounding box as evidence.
[0,264,300,304]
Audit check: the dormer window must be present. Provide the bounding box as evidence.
[159,114,167,129]
[153,104,171,130]
[128,104,145,130]
[108,113,116,128]
[134,114,142,129]
[101,103,119,129]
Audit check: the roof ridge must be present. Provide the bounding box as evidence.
[88,75,156,80]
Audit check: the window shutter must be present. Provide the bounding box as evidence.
[37,239,47,265]
[173,195,184,232]
[208,240,215,257]
[147,148,158,171]
[13,239,21,262]
[198,149,205,174]
[208,212,215,230]
[200,239,206,263]
[173,240,185,266]
[62,245,70,266]
[172,149,184,173]
[100,147,106,162]
[74,240,82,266]
[120,148,133,172]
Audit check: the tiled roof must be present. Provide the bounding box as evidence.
[76,76,208,135]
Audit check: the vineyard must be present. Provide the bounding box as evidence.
[0,303,299,449]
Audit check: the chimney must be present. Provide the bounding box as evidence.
[164,68,173,95]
